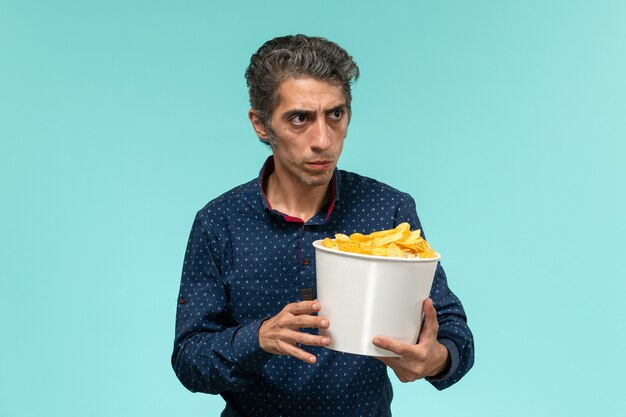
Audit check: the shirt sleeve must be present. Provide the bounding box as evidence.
[171,213,272,394]
[394,194,475,390]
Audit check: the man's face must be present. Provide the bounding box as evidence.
[251,78,349,188]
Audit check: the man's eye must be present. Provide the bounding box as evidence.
[291,114,308,125]
[329,109,344,120]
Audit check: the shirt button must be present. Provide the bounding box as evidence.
[303,258,310,266]
[179,297,186,305]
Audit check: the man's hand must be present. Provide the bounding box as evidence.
[372,298,450,383]
[259,300,331,364]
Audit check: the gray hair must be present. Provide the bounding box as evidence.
[245,34,360,135]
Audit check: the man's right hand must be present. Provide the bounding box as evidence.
[258,300,331,364]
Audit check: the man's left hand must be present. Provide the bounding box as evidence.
[372,298,450,383]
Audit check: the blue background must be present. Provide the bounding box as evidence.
[1,1,625,416]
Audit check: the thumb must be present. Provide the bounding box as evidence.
[418,298,438,343]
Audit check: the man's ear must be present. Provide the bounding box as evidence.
[248,109,271,142]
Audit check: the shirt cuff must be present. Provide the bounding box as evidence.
[425,338,459,384]
[230,318,273,372]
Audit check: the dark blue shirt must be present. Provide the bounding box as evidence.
[172,157,474,417]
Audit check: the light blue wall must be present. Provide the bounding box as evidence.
[1,1,624,416]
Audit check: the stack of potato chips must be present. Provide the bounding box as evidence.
[321,223,437,259]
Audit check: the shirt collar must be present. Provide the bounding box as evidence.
[258,156,341,224]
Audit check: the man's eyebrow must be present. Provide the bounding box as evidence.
[281,104,348,120]
[325,104,348,113]
[281,109,314,120]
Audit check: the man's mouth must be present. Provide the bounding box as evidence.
[306,160,334,170]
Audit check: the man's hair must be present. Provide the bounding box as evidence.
[245,34,360,132]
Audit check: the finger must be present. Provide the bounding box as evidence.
[418,298,439,343]
[374,356,399,367]
[285,330,331,347]
[372,336,414,357]
[284,300,321,315]
[279,341,318,364]
[280,314,329,330]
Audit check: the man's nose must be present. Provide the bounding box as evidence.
[310,118,332,150]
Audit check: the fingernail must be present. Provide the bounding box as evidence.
[312,303,320,310]
[320,319,328,328]
[308,356,316,364]
[373,337,382,345]
[322,337,331,345]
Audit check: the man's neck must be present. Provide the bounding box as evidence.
[265,170,331,223]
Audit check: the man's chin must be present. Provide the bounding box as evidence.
[302,171,334,187]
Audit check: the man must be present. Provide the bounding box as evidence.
[172,35,474,416]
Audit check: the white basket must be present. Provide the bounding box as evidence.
[313,240,440,357]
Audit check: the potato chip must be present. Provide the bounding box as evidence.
[320,223,438,259]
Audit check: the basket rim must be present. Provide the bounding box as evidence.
[313,240,441,263]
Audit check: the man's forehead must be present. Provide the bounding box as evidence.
[275,78,346,110]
